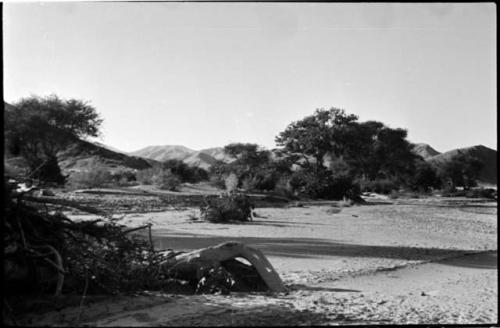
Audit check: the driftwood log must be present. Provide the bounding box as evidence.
[160,241,286,293]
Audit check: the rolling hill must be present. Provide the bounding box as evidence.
[427,145,497,185]
[57,140,156,175]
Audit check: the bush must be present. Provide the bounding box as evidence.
[289,168,360,200]
[68,160,113,188]
[224,173,239,192]
[273,176,294,198]
[111,170,138,187]
[209,174,226,189]
[441,188,497,200]
[152,169,181,191]
[200,192,253,223]
[163,159,208,183]
[359,178,398,194]
[136,167,162,185]
[388,189,423,199]
[136,167,181,191]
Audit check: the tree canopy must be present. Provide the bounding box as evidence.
[437,153,483,190]
[5,95,103,182]
[275,108,417,183]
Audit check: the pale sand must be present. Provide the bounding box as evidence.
[25,198,496,325]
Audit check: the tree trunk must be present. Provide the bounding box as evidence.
[159,241,286,293]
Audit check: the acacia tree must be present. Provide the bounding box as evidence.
[275,108,358,172]
[275,108,421,197]
[5,95,103,183]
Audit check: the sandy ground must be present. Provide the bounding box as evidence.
[21,197,498,325]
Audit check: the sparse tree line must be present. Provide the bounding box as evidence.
[5,95,488,198]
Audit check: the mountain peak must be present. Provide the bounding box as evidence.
[412,143,441,159]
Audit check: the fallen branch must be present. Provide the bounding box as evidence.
[160,241,286,293]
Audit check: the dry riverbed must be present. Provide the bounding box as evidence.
[21,196,498,326]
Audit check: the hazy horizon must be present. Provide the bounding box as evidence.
[4,3,497,153]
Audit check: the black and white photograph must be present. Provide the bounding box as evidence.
[3,2,497,326]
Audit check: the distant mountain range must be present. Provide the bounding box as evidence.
[129,145,235,170]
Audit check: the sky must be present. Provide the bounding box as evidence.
[3,2,497,153]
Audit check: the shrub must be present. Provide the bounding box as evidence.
[273,176,294,198]
[136,167,162,185]
[111,170,138,187]
[224,173,239,192]
[388,190,422,199]
[152,169,181,191]
[241,175,258,191]
[289,168,360,200]
[441,188,497,200]
[200,192,253,223]
[467,188,497,199]
[209,174,226,189]
[359,178,398,194]
[68,160,113,188]
[136,167,181,191]
[163,159,208,183]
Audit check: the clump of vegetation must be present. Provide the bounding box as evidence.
[200,192,254,223]
[67,159,113,188]
[209,174,227,189]
[152,169,181,191]
[358,178,398,195]
[3,179,167,299]
[162,159,208,183]
[440,187,497,200]
[110,170,138,187]
[136,167,181,191]
[224,173,239,192]
[209,143,292,194]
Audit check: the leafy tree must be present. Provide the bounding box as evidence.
[219,143,272,188]
[275,108,358,172]
[275,108,418,197]
[5,95,102,183]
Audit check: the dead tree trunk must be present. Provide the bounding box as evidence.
[160,241,286,293]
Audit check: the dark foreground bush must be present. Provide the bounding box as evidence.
[3,180,167,298]
[200,192,254,223]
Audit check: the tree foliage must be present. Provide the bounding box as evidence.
[275,108,419,197]
[275,108,358,170]
[5,95,103,183]
[162,159,208,183]
[437,153,483,190]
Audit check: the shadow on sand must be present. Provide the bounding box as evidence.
[437,251,497,270]
[147,230,493,269]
